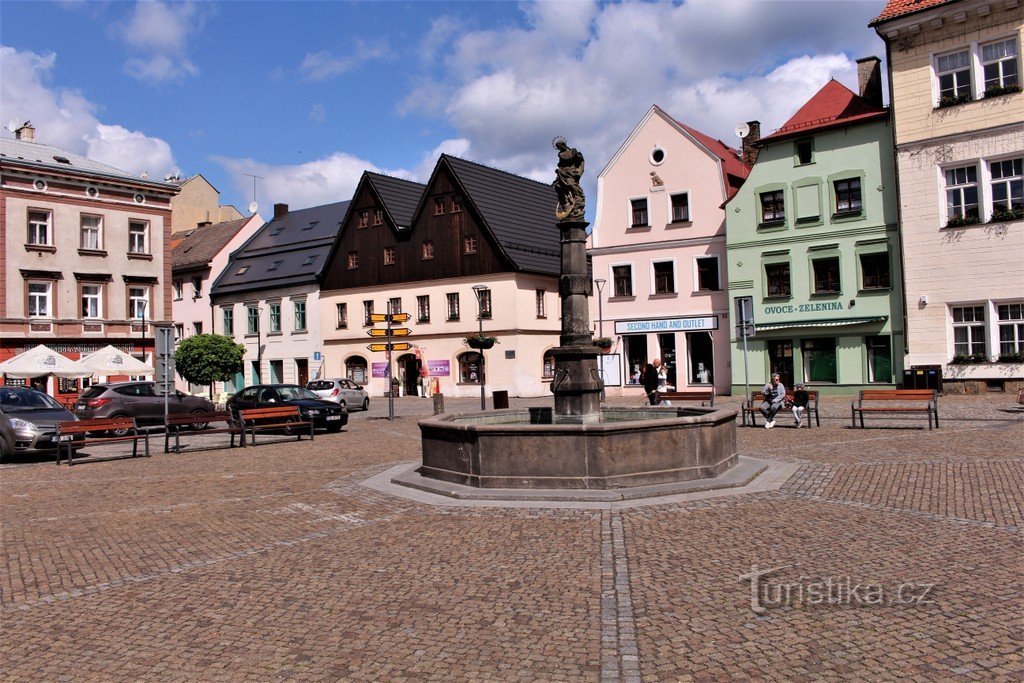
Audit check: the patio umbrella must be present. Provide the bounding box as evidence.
[78,345,155,375]
[0,344,92,379]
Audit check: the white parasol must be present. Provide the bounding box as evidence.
[0,344,93,379]
[78,345,155,375]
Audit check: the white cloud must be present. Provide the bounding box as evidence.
[403,0,884,186]
[117,1,205,83]
[0,45,176,177]
[299,41,390,82]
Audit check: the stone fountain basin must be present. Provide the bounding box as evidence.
[418,406,738,490]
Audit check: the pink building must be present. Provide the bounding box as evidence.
[589,105,752,397]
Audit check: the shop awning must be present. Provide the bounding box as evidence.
[755,316,887,332]
[0,344,92,379]
[78,345,155,375]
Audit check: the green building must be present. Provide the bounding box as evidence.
[726,71,903,396]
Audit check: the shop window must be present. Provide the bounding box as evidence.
[952,305,986,356]
[613,265,633,297]
[866,336,893,383]
[458,352,483,384]
[998,303,1024,355]
[653,261,675,294]
[802,338,837,383]
[765,263,791,298]
[812,257,841,294]
[623,335,649,385]
[542,351,555,379]
[630,198,649,227]
[346,356,368,384]
[860,252,891,290]
[687,331,714,385]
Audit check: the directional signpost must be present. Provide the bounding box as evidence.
[366,312,413,421]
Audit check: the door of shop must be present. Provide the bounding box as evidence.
[657,333,677,388]
[296,359,309,387]
[767,340,794,389]
[398,354,421,397]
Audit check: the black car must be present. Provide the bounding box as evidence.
[0,387,81,456]
[226,384,348,433]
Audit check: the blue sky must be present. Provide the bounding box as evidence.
[1,1,885,217]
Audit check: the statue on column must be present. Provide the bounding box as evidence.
[552,137,585,222]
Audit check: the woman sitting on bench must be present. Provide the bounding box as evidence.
[759,373,786,429]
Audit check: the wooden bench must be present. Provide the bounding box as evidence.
[657,389,715,407]
[238,406,313,446]
[851,389,939,429]
[741,390,821,428]
[55,417,149,466]
[164,411,245,453]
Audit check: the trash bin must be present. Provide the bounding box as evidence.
[492,390,509,410]
[904,365,943,393]
[432,394,445,415]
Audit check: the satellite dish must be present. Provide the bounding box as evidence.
[249,201,259,215]
[734,123,750,139]
[7,118,20,133]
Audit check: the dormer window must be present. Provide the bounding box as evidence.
[358,210,369,228]
[237,265,250,275]
[434,197,445,215]
[304,220,319,231]
[267,260,282,271]
[302,254,317,266]
[795,138,814,165]
[451,195,463,213]
[373,209,384,225]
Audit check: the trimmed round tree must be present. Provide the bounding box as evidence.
[174,334,246,398]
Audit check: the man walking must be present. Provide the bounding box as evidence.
[759,373,786,429]
[642,358,661,405]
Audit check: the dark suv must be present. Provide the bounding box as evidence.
[76,382,215,433]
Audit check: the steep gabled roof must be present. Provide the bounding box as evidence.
[365,172,424,229]
[210,201,349,297]
[870,0,959,26]
[440,155,561,276]
[0,137,177,190]
[760,79,888,143]
[674,120,751,198]
[171,217,255,270]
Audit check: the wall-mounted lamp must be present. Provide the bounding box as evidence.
[919,295,929,306]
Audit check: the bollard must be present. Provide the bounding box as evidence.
[432,393,445,415]
[492,390,509,410]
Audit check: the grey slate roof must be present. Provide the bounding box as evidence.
[442,155,561,276]
[171,217,253,270]
[210,201,350,298]
[365,172,424,229]
[0,138,176,189]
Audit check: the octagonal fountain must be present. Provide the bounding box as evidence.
[409,140,738,494]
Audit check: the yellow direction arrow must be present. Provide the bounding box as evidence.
[388,312,411,323]
[368,313,391,323]
[367,328,411,337]
[367,342,412,352]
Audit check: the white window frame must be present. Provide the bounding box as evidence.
[80,214,103,251]
[27,209,52,245]
[174,323,184,341]
[128,286,149,320]
[191,276,203,299]
[173,280,183,301]
[989,156,1023,216]
[609,261,635,298]
[293,298,307,332]
[193,321,203,336]
[996,300,1024,356]
[336,302,348,329]
[942,163,980,224]
[667,191,691,223]
[934,47,973,103]
[81,284,102,319]
[950,304,988,358]
[128,220,149,254]
[980,36,1020,92]
[628,197,649,228]
[693,255,721,293]
[268,301,282,333]
[650,258,677,295]
[27,280,52,318]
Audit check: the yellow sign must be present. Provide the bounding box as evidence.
[368,313,390,323]
[368,312,412,324]
[367,342,412,352]
[367,328,412,338]
[388,312,411,323]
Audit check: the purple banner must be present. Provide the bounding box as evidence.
[371,362,390,378]
[427,359,450,376]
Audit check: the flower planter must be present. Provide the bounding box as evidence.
[466,338,496,350]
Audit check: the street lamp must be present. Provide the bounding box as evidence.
[594,278,606,402]
[138,299,148,379]
[472,284,488,411]
[255,306,263,384]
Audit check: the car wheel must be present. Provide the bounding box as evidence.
[326,423,344,433]
[189,410,209,430]
[361,398,370,411]
[0,436,12,462]
[107,414,133,437]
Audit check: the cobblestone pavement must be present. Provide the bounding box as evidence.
[2,394,1022,680]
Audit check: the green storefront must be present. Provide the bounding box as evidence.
[726,79,904,396]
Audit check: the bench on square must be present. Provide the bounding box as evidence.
[741,390,821,428]
[238,406,313,446]
[657,389,715,407]
[55,417,149,466]
[164,411,245,453]
[851,389,938,430]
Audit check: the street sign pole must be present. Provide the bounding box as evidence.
[155,325,175,429]
[736,297,754,401]
[386,314,394,422]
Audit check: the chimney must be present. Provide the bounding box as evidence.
[856,56,883,108]
[197,220,213,228]
[741,121,761,166]
[273,203,289,220]
[14,121,35,142]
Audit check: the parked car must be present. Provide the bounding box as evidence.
[0,409,17,460]
[226,384,348,432]
[306,378,370,411]
[0,387,81,455]
[75,382,216,435]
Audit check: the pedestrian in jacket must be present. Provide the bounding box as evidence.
[759,373,786,429]
[642,359,661,405]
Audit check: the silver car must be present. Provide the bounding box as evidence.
[306,379,369,412]
[0,387,80,454]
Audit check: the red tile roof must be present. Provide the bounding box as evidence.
[870,0,959,26]
[673,119,751,199]
[760,79,888,143]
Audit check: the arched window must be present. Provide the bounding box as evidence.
[457,352,483,384]
[542,350,555,379]
[345,356,368,384]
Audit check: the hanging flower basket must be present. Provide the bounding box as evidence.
[593,337,613,352]
[465,335,498,350]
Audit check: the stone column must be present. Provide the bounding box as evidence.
[550,220,603,423]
